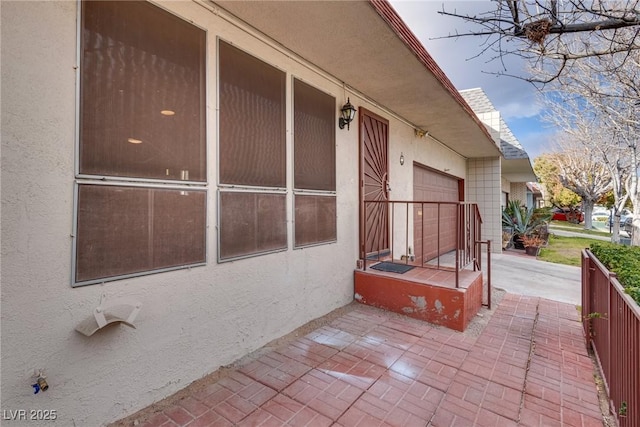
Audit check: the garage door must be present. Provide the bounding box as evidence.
[413,165,461,265]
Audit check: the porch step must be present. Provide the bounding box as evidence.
[354,269,483,332]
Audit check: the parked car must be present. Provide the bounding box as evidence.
[607,208,632,227]
[623,216,634,236]
[552,207,584,223]
[591,207,610,222]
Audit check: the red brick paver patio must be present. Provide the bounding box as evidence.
[122,294,604,426]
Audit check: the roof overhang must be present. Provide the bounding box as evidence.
[212,0,501,159]
[502,158,537,183]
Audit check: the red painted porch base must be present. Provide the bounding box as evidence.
[353,270,483,332]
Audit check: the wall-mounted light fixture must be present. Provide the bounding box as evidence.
[400,152,405,166]
[338,98,357,130]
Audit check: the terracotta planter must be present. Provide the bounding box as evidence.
[525,246,540,256]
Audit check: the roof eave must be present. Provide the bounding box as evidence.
[213,0,502,159]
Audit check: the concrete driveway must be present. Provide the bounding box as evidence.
[486,252,582,306]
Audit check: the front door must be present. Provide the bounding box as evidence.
[359,108,389,259]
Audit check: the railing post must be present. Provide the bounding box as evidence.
[582,251,590,347]
[436,203,441,270]
[487,240,491,310]
[422,202,425,268]
[390,201,394,262]
[405,201,409,265]
[363,201,367,271]
[455,203,459,288]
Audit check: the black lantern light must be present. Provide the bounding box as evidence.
[338,98,357,130]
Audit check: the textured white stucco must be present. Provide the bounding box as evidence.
[1,1,479,425]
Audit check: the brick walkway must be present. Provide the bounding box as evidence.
[129,294,604,426]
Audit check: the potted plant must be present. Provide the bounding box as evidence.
[521,234,545,256]
[502,200,551,250]
[502,231,513,250]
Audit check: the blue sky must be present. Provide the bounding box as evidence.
[390,1,556,159]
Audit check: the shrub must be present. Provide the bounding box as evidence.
[590,242,640,306]
[521,235,545,247]
[502,200,550,237]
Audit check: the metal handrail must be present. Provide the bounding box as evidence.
[362,200,486,290]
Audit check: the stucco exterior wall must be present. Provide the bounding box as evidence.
[466,158,502,253]
[1,1,469,425]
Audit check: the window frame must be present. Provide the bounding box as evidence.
[216,188,288,263]
[292,77,337,249]
[293,191,337,249]
[216,39,287,189]
[72,181,208,287]
[72,0,208,287]
[216,38,289,262]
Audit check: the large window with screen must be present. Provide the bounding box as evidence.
[74,0,207,285]
[293,79,337,247]
[218,41,287,260]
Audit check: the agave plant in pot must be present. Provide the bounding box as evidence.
[502,200,550,250]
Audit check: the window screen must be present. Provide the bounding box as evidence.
[219,192,287,260]
[219,41,286,187]
[80,0,206,181]
[76,185,206,283]
[75,1,207,286]
[294,195,337,247]
[218,42,288,261]
[293,79,337,248]
[294,79,336,191]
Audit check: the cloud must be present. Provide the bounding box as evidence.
[499,99,544,120]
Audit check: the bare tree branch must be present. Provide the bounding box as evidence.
[537,48,640,241]
[436,0,640,84]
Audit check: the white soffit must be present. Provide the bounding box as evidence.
[502,158,538,183]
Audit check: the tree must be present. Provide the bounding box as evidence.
[537,49,639,242]
[438,0,640,83]
[533,148,611,230]
[552,141,612,230]
[608,106,640,245]
[533,154,581,207]
[438,0,640,243]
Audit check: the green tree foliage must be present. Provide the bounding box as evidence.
[533,155,581,208]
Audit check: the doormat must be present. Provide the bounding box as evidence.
[370,262,415,274]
